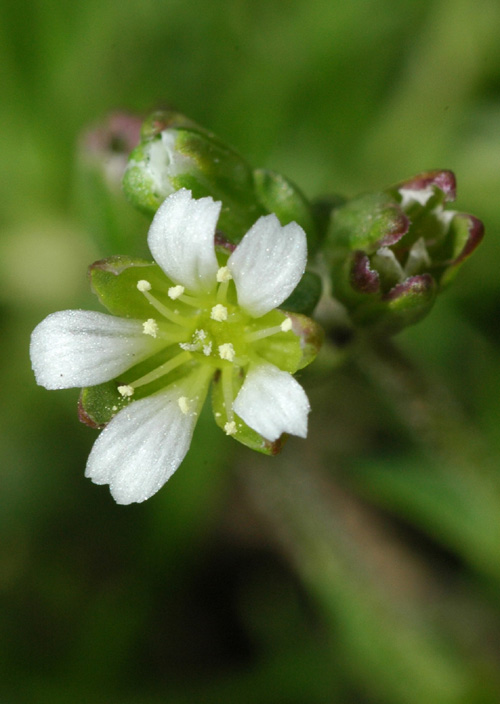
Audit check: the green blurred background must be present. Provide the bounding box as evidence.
[3,0,500,701]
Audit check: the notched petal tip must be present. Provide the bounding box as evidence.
[85,390,199,504]
[228,214,307,317]
[377,208,410,248]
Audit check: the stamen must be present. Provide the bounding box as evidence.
[245,321,293,342]
[168,285,185,300]
[142,318,159,337]
[129,350,191,389]
[138,284,191,326]
[179,293,205,308]
[177,396,191,415]
[167,285,204,309]
[203,342,213,356]
[219,343,235,362]
[211,304,228,322]
[221,365,235,422]
[224,420,237,436]
[118,385,134,397]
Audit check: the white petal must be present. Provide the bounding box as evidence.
[228,214,307,317]
[85,387,199,504]
[30,310,158,389]
[371,247,405,284]
[233,363,310,442]
[404,237,431,277]
[147,188,220,295]
[399,186,435,209]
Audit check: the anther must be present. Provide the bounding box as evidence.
[280,317,292,332]
[211,304,228,322]
[224,420,237,435]
[142,318,159,337]
[219,343,235,362]
[177,396,191,415]
[118,385,134,397]
[168,285,185,300]
[137,281,190,326]
[217,266,232,283]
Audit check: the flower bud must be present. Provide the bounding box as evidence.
[325,170,484,333]
[123,110,265,243]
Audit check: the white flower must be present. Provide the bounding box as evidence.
[30,189,316,505]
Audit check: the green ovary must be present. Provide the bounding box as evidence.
[182,304,254,369]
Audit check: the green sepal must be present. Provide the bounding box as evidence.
[287,313,325,370]
[79,381,127,428]
[139,110,201,140]
[211,370,285,456]
[79,354,201,428]
[437,213,484,288]
[281,271,322,316]
[89,255,172,319]
[253,168,319,253]
[248,310,303,373]
[326,192,409,256]
[122,139,165,215]
[351,274,437,334]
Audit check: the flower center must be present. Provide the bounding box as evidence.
[117,268,294,435]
